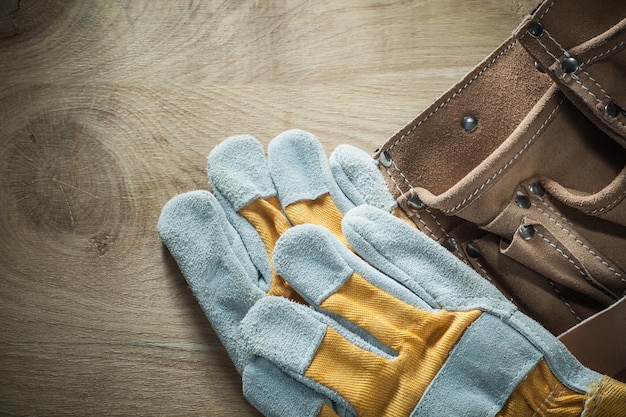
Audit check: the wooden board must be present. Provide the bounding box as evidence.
[0,1,538,415]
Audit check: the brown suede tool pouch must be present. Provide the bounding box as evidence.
[376,0,626,379]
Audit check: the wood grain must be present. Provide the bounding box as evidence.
[0,1,538,415]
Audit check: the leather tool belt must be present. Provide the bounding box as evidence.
[376,0,626,380]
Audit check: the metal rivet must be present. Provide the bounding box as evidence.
[379,150,392,167]
[407,194,424,210]
[534,61,545,73]
[529,182,545,197]
[527,21,544,38]
[515,192,531,209]
[461,115,478,132]
[604,101,618,118]
[561,57,579,74]
[518,224,536,241]
[442,237,458,252]
[466,241,481,258]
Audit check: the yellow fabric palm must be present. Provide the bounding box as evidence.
[306,272,482,416]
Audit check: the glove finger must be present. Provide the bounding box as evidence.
[267,129,352,245]
[329,144,397,213]
[273,224,438,347]
[243,358,348,417]
[157,190,263,371]
[207,134,276,213]
[274,223,435,309]
[240,296,389,417]
[342,205,515,315]
[207,134,302,301]
[330,144,416,226]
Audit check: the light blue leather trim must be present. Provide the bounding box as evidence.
[413,313,543,417]
[507,310,602,393]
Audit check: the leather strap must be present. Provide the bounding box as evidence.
[559,297,626,378]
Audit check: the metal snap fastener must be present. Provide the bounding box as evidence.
[605,101,618,118]
[466,241,481,258]
[379,150,392,167]
[561,57,579,74]
[407,194,424,210]
[528,182,545,197]
[461,115,478,132]
[527,21,544,38]
[515,192,531,209]
[518,224,536,241]
[442,237,458,252]
[534,61,546,73]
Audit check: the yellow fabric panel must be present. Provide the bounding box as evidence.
[497,359,585,416]
[238,196,303,302]
[317,402,341,417]
[239,196,291,258]
[240,194,412,301]
[583,376,626,417]
[284,193,349,248]
[306,272,482,416]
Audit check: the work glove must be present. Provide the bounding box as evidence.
[157,129,408,404]
[158,131,626,416]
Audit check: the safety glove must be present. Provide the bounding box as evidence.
[159,129,625,416]
[240,205,626,417]
[157,130,407,382]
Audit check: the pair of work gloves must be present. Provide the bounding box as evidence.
[158,130,625,416]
